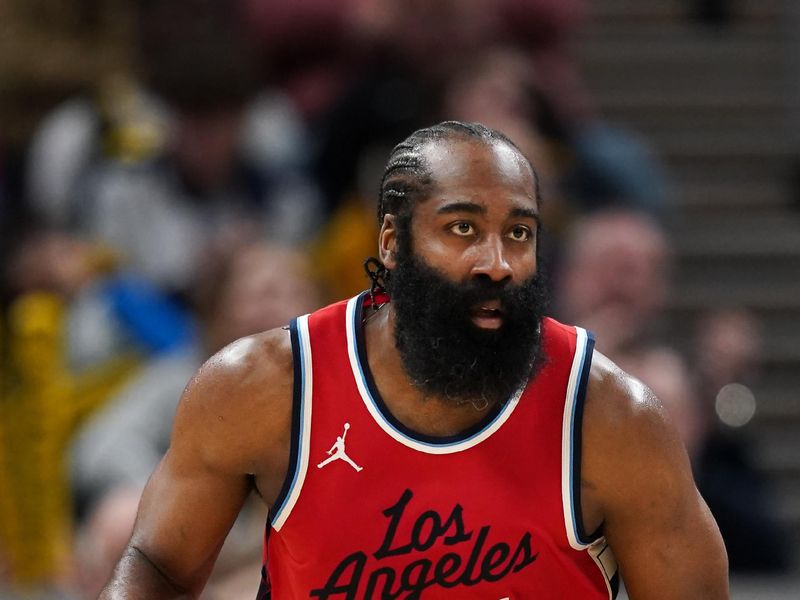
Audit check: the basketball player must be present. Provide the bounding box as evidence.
[99,122,728,599]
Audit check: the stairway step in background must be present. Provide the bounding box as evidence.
[669,159,791,188]
[757,427,800,471]
[584,21,782,41]
[668,285,800,310]
[753,389,800,422]
[674,180,792,211]
[580,39,782,67]
[674,258,800,293]
[654,132,792,159]
[586,0,783,22]
[671,232,800,257]
[610,114,788,141]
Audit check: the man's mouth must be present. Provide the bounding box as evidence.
[470,300,505,329]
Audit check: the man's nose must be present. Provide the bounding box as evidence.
[471,235,513,283]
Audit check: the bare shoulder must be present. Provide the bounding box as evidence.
[581,350,688,507]
[103,327,296,595]
[171,326,295,502]
[580,351,728,599]
[180,326,293,420]
[583,350,672,441]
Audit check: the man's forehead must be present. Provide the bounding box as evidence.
[420,137,535,195]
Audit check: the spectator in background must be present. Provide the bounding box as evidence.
[70,242,321,599]
[25,76,171,229]
[306,0,668,216]
[29,0,320,296]
[239,0,375,123]
[0,228,195,592]
[691,310,789,572]
[484,1,670,215]
[6,229,196,372]
[555,209,671,364]
[441,48,560,186]
[303,1,486,213]
[555,210,707,460]
[555,210,789,573]
[695,310,762,405]
[240,0,592,126]
[554,208,707,478]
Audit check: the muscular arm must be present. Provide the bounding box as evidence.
[582,353,729,599]
[99,328,294,599]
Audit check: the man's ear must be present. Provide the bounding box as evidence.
[379,214,398,270]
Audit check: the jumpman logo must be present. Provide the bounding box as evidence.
[317,422,363,472]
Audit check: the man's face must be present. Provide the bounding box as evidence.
[383,138,546,408]
[558,212,669,353]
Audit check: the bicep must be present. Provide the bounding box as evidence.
[587,372,728,599]
[101,330,293,597]
[603,458,727,598]
[124,349,267,593]
[129,445,251,593]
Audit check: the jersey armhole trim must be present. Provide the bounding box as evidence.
[563,329,619,598]
[562,327,599,549]
[269,315,313,531]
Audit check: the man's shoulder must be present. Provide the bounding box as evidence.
[190,326,294,409]
[584,350,667,433]
[171,327,295,471]
[581,350,689,499]
[579,352,728,599]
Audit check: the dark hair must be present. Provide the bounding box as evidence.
[376,121,539,225]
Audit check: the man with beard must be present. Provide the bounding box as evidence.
[100,122,728,599]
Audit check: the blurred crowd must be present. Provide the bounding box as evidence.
[0,0,789,598]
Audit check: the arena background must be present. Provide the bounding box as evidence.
[0,0,798,598]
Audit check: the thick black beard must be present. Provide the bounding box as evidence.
[385,237,547,409]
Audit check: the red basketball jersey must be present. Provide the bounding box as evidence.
[257,293,618,599]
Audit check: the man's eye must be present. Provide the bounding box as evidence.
[450,222,474,236]
[508,226,531,241]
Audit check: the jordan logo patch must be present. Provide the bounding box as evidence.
[317,422,363,472]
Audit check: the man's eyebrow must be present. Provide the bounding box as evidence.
[436,201,486,215]
[510,206,539,221]
[435,201,539,221]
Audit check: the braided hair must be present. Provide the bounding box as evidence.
[377,121,538,224]
[365,121,540,302]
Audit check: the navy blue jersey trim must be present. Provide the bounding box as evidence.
[610,570,620,599]
[267,319,303,526]
[353,292,505,445]
[572,331,600,545]
[255,561,271,599]
[593,540,619,599]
